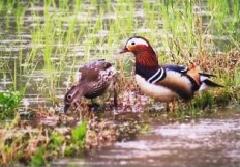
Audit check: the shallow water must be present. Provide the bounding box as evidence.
[54,109,240,167]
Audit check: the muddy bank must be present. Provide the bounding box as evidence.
[0,109,145,166]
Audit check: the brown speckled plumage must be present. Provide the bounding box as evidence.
[64,59,117,113]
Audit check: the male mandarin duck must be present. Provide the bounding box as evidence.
[64,59,117,113]
[120,36,222,104]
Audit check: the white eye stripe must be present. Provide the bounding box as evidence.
[126,37,148,47]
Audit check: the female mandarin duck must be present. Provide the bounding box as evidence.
[120,36,222,104]
[64,59,117,113]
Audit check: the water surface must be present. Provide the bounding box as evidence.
[54,109,240,167]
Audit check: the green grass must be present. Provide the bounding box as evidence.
[30,147,46,167]
[71,121,87,143]
[0,119,88,166]
[0,0,239,132]
[0,1,238,105]
[0,0,240,165]
[0,91,22,120]
[0,0,239,126]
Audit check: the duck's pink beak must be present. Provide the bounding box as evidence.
[119,47,128,54]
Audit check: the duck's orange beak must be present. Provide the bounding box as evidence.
[119,47,129,54]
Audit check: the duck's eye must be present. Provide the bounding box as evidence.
[131,42,135,46]
[67,94,72,100]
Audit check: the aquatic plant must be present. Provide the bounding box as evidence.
[71,121,87,146]
[0,0,240,165]
[0,0,239,105]
[0,91,22,120]
[0,117,88,166]
[30,147,46,167]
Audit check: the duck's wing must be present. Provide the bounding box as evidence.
[78,59,113,82]
[163,64,223,92]
[163,64,188,74]
[153,65,194,100]
[146,64,198,100]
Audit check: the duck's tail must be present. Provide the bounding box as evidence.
[199,73,223,91]
[186,62,223,91]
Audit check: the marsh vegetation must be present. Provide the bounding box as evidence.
[0,0,239,166]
